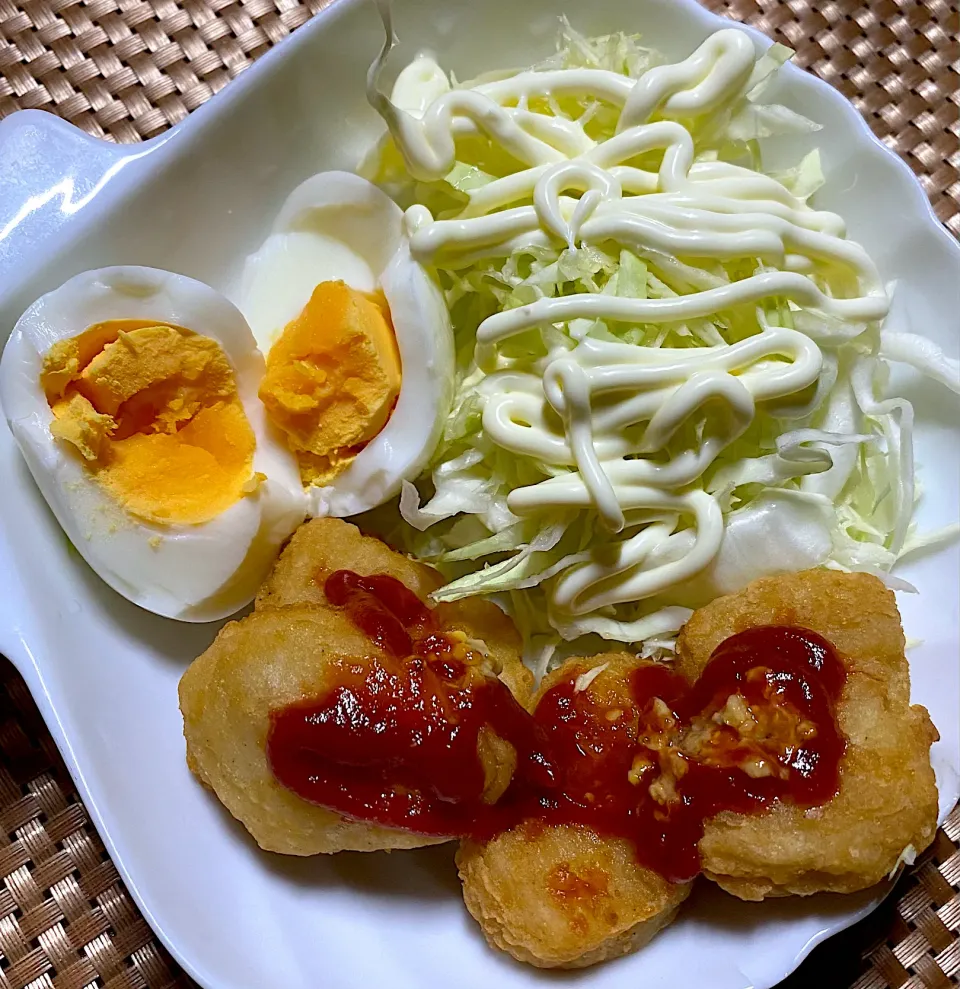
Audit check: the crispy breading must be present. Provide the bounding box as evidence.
[676,568,939,900]
[456,654,692,969]
[256,515,441,608]
[180,607,447,855]
[458,825,689,969]
[181,518,534,855]
[256,518,533,702]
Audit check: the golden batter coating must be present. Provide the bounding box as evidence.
[256,518,532,702]
[457,654,692,969]
[458,824,689,969]
[676,568,939,900]
[180,518,532,855]
[179,607,446,855]
[256,516,439,608]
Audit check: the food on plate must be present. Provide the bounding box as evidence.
[364,17,959,662]
[254,517,533,700]
[181,525,940,968]
[179,518,538,852]
[238,171,455,517]
[1,6,950,977]
[258,281,401,483]
[180,515,939,964]
[458,654,693,968]
[457,596,898,967]
[676,568,939,899]
[458,824,689,969]
[180,606,450,854]
[0,177,459,620]
[0,266,305,621]
[172,15,949,952]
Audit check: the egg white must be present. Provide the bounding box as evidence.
[238,171,455,518]
[0,266,306,622]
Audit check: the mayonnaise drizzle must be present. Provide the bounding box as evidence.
[369,22,891,638]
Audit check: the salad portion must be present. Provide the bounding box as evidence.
[364,19,959,667]
[4,8,953,979]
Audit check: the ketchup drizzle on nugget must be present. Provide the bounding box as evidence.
[266,571,846,883]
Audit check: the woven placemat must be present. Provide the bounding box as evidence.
[0,0,956,234]
[0,1,958,988]
[0,663,191,989]
[851,809,960,989]
[0,669,955,989]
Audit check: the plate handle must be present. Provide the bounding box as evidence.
[0,112,155,286]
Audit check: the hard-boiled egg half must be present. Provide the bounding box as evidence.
[239,170,454,517]
[0,266,306,622]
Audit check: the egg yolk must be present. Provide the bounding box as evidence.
[258,280,402,486]
[41,320,256,526]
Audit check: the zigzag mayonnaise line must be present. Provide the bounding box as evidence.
[366,20,956,646]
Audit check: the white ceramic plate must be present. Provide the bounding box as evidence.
[0,1,957,986]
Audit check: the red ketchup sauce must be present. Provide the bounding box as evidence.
[528,626,846,882]
[266,570,555,837]
[266,572,846,882]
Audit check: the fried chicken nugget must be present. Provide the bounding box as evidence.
[256,518,532,701]
[180,607,448,855]
[457,654,692,969]
[181,517,534,855]
[676,569,939,900]
[458,824,688,969]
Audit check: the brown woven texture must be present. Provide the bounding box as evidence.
[0,662,192,989]
[852,807,960,989]
[706,0,960,235]
[2,657,956,989]
[0,1,957,988]
[0,0,335,142]
[0,0,956,233]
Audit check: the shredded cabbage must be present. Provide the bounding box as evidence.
[364,18,959,671]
